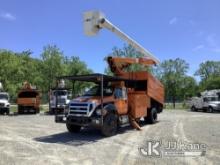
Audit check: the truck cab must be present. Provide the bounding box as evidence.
[49,89,70,114]
[0,92,10,115]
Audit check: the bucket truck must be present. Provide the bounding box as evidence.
[55,11,164,136]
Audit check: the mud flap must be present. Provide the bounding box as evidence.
[129,115,142,130]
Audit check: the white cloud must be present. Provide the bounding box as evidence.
[0,12,16,21]
[169,17,177,25]
[193,44,204,51]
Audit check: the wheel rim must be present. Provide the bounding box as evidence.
[104,114,117,135]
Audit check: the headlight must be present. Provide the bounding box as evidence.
[96,109,102,115]
[96,109,107,116]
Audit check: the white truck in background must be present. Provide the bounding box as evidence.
[190,89,220,113]
[49,80,70,114]
[0,82,10,115]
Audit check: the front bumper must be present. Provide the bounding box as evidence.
[55,114,101,127]
[213,106,220,111]
[0,107,9,113]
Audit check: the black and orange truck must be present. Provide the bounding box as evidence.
[55,56,164,136]
[55,11,164,136]
[17,82,41,114]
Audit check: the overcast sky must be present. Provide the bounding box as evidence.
[0,0,220,76]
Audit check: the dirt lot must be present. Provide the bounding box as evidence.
[0,110,220,165]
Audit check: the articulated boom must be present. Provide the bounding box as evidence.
[107,56,156,75]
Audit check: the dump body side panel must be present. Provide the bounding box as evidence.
[119,71,164,105]
[128,91,148,118]
[147,73,164,105]
[17,98,37,106]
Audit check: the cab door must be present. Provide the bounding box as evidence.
[114,87,128,115]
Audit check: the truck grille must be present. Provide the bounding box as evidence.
[0,103,4,107]
[69,102,94,116]
[58,98,66,104]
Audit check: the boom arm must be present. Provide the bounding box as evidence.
[83,11,160,64]
[107,56,155,75]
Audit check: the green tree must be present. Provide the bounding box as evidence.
[40,45,64,92]
[64,56,93,96]
[195,61,220,80]
[200,76,220,90]
[195,61,220,91]
[155,58,190,108]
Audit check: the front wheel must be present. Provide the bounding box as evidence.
[208,107,214,113]
[18,105,23,114]
[66,123,81,133]
[6,108,9,115]
[101,113,118,137]
[191,106,197,112]
[145,108,158,124]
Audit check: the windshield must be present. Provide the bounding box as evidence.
[83,86,113,96]
[0,94,9,100]
[204,97,220,102]
[53,91,67,96]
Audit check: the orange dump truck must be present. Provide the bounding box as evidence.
[17,82,40,114]
[55,57,164,136]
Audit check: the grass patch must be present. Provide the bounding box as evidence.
[165,103,190,110]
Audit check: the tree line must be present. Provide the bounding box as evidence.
[0,44,219,107]
[0,45,92,102]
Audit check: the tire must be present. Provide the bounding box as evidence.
[208,107,214,113]
[66,123,81,133]
[6,108,9,115]
[191,106,197,112]
[101,113,118,137]
[18,105,23,114]
[145,108,158,124]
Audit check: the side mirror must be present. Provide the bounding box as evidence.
[68,93,72,99]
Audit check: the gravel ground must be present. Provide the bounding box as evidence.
[0,110,219,165]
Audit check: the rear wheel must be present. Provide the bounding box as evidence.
[101,113,118,137]
[145,108,157,124]
[66,123,81,133]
